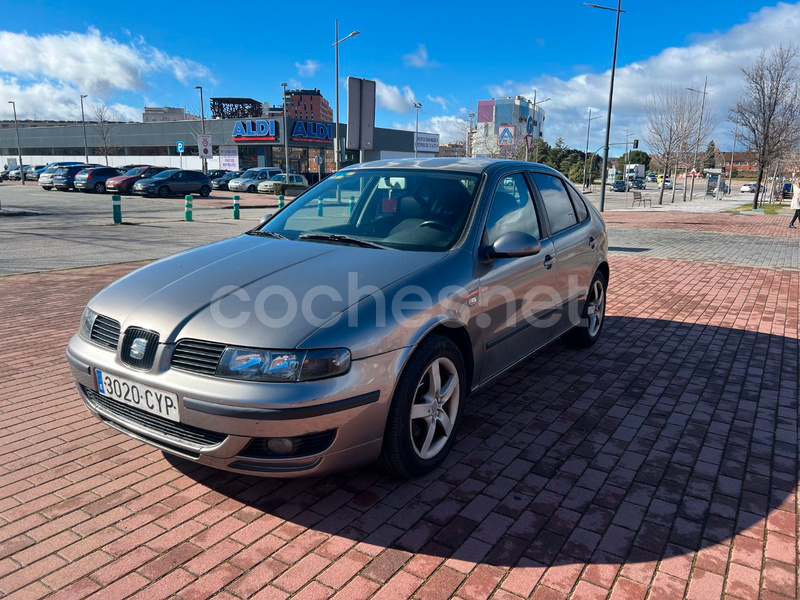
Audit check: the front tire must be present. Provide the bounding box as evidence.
[563,270,607,348]
[158,186,170,198]
[247,185,256,193]
[94,182,106,193]
[380,335,465,478]
[199,185,211,197]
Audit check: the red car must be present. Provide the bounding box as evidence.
[106,166,169,194]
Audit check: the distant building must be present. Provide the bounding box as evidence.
[473,95,545,157]
[437,141,466,157]
[283,89,333,122]
[143,107,197,122]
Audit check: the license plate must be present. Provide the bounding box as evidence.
[95,369,180,422]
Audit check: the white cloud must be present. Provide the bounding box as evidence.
[295,59,320,77]
[479,3,800,151]
[376,79,417,114]
[0,28,213,120]
[426,95,448,110]
[391,115,469,144]
[403,44,438,68]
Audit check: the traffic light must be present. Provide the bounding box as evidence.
[633,139,639,149]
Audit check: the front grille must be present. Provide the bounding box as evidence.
[120,328,160,370]
[172,340,226,376]
[239,430,337,459]
[82,386,226,447]
[91,315,121,350]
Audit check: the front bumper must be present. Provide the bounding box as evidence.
[66,333,403,477]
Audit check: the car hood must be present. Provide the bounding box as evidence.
[134,177,169,186]
[89,235,444,350]
[229,177,257,186]
[108,175,137,184]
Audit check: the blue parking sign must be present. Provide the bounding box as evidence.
[177,141,184,153]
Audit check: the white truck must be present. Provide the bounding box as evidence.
[625,164,645,181]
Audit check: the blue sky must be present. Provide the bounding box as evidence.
[1,1,798,154]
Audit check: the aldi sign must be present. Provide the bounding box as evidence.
[498,126,516,147]
[232,120,277,142]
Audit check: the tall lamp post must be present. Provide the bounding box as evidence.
[583,109,603,190]
[8,101,24,186]
[282,82,290,174]
[413,102,422,158]
[333,20,360,172]
[80,94,89,164]
[531,91,550,163]
[194,85,207,174]
[586,1,624,212]
[686,77,708,202]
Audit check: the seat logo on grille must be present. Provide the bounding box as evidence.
[130,338,148,360]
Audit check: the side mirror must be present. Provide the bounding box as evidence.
[482,231,541,263]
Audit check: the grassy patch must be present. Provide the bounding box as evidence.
[725,202,789,215]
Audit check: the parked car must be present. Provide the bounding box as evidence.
[257,174,309,194]
[54,165,101,191]
[658,179,673,189]
[25,165,48,181]
[610,180,629,192]
[74,167,126,193]
[8,165,38,181]
[106,166,170,194]
[740,183,758,193]
[132,169,211,197]
[211,170,245,191]
[67,157,609,478]
[632,178,646,190]
[206,169,231,181]
[782,183,793,199]
[39,162,87,190]
[228,167,283,193]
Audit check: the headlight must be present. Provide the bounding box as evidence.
[79,307,98,340]
[216,347,350,382]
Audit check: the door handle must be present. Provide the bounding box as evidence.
[589,237,597,249]
[543,255,554,269]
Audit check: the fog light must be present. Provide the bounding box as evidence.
[267,438,296,455]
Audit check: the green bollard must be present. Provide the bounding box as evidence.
[317,197,323,216]
[349,195,355,214]
[278,195,284,209]
[184,195,193,221]
[112,194,122,224]
[233,195,240,220]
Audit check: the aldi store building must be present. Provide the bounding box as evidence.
[0,117,437,181]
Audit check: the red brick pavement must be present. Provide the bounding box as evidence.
[0,225,798,598]
[604,211,799,239]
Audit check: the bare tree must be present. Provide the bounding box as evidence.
[93,102,119,165]
[643,86,703,205]
[729,45,800,209]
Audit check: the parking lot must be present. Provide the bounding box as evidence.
[0,181,798,599]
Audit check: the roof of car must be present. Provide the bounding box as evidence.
[346,157,563,177]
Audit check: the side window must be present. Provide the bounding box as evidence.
[566,185,589,222]
[145,169,154,177]
[532,173,578,234]
[484,173,540,246]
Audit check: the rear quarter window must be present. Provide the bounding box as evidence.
[531,172,579,234]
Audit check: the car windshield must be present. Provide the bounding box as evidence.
[55,168,68,175]
[270,174,286,182]
[257,168,480,252]
[124,167,147,176]
[77,168,92,176]
[151,170,175,180]
[240,169,260,179]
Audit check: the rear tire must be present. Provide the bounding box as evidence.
[563,270,607,348]
[199,185,211,197]
[94,182,106,194]
[158,186,170,198]
[380,335,465,478]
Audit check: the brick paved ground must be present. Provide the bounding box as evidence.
[0,212,798,599]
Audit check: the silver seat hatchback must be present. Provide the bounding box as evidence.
[67,158,608,478]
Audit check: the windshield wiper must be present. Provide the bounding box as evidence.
[247,230,287,239]
[298,233,386,249]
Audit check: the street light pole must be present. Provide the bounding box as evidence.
[413,102,422,158]
[80,94,89,164]
[194,85,207,174]
[687,77,708,202]
[333,20,360,172]
[467,112,475,157]
[8,101,24,186]
[282,82,289,174]
[531,92,550,163]
[586,1,625,212]
[583,109,602,191]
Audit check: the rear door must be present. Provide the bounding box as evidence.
[529,172,596,334]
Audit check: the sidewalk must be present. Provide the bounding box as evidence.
[0,212,797,599]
